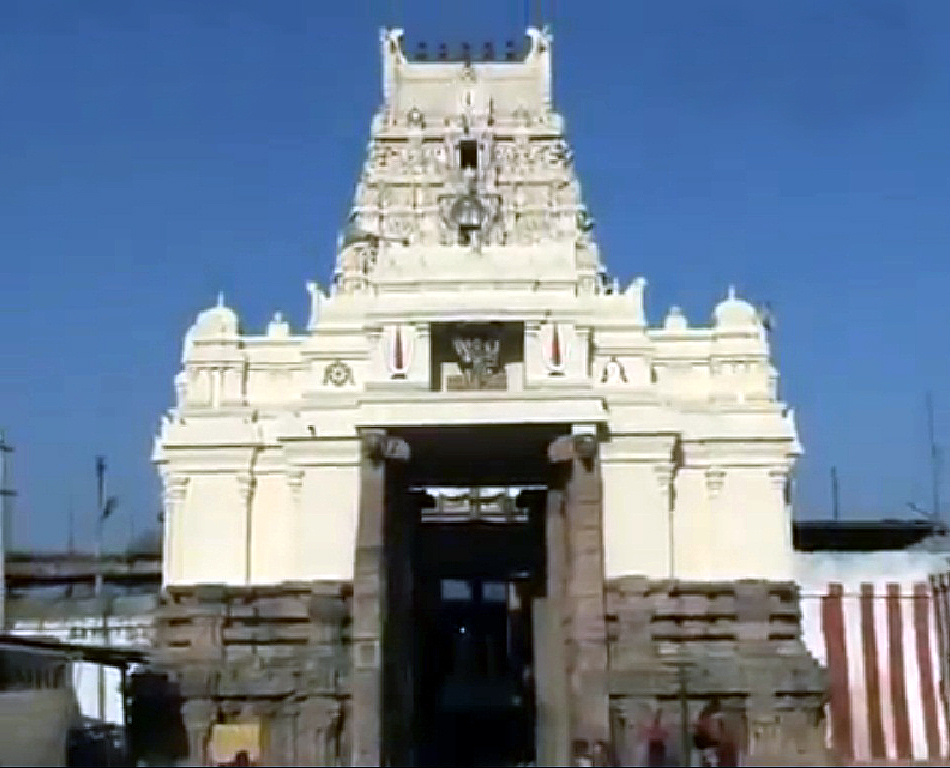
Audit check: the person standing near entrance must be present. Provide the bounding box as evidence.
[693,699,720,767]
[639,709,670,767]
[591,739,616,766]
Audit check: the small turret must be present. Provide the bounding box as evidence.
[182,292,239,361]
[713,285,759,329]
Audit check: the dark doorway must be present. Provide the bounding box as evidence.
[459,139,478,171]
[413,493,544,767]
[383,425,563,767]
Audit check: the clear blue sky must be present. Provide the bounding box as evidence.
[2,0,949,552]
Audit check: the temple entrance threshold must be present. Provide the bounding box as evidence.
[356,424,584,767]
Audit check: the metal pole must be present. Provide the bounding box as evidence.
[95,456,106,722]
[95,456,105,597]
[0,431,14,632]
[831,466,840,521]
[928,393,941,525]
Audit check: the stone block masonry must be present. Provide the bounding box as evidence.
[606,577,832,767]
[152,576,832,766]
[153,582,351,767]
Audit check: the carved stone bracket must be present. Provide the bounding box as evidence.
[548,433,598,464]
[362,432,411,465]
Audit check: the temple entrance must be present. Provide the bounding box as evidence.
[414,492,545,766]
[382,425,564,767]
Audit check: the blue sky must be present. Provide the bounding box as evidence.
[1,0,949,551]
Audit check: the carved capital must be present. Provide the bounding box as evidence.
[654,463,674,495]
[287,469,305,508]
[705,467,726,498]
[236,473,256,505]
[161,475,190,520]
[769,466,789,491]
[167,475,190,503]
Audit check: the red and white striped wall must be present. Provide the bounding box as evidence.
[797,552,950,764]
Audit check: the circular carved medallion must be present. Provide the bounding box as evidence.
[323,360,354,387]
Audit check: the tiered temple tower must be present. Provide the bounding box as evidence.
[153,28,827,766]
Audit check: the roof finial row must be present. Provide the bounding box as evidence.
[411,40,523,62]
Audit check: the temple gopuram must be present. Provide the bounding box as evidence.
[152,27,834,767]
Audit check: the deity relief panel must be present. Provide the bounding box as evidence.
[447,323,506,390]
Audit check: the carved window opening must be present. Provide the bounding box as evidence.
[459,139,478,171]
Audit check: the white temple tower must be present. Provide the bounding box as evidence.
[153,28,827,767]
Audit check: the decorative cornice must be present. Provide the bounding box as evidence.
[678,437,799,467]
[280,435,362,467]
[600,433,679,464]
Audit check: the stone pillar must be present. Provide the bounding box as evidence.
[548,428,611,758]
[535,484,570,765]
[351,429,410,767]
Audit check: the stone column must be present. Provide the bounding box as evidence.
[351,430,410,767]
[535,483,570,765]
[548,428,611,758]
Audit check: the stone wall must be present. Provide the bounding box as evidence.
[153,582,351,766]
[153,577,830,766]
[605,577,831,767]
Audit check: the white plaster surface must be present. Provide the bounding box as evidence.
[155,28,800,587]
